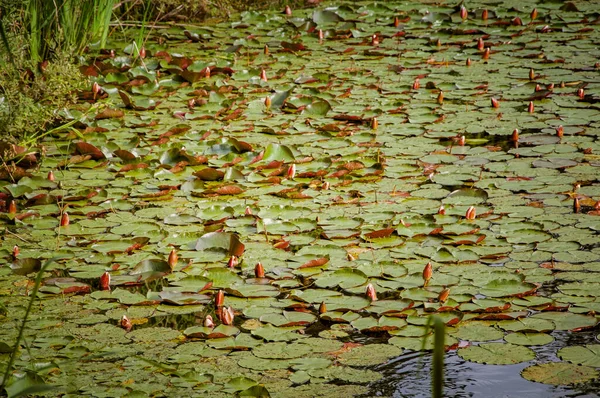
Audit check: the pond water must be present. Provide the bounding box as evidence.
[1,0,600,396]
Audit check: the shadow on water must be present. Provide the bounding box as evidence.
[363,330,600,398]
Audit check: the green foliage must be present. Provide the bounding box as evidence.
[0,55,87,143]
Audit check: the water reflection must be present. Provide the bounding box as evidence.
[365,331,600,398]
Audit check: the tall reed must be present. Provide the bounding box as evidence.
[26,0,116,62]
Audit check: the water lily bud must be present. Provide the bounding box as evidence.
[227,255,238,268]
[512,16,523,26]
[188,98,196,109]
[60,212,70,226]
[12,245,19,259]
[595,201,600,210]
[423,262,433,283]
[318,301,327,314]
[286,163,296,179]
[530,8,538,20]
[222,306,235,325]
[255,262,265,278]
[437,91,444,104]
[529,68,535,80]
[264,96,271,109]
[322,181,330,190]
[465,206,476,220]
[491,97,499,108]
[466,58,472,66]
[437,205,446,215]
[264,45,269,55]
[577,88,585,99]
[460,5,467,20]
[168,248,178,270]
[371,34,379,46]
[92,82,101,100]
[573,197,580,213]
[202,66,211,78]
[482,9,488,20]
[284,5,292,16]
[204,315,214,328]
[547,83,554,91]
[535,84,542,92]
[366,283,377,301]
[215,290,225,307]
[121,315,132,332]
[245,206,253,215]
[100,271,111,291]
[47,170,55,181]
[560,81,565,88]
[318,29,324,41]
[482,47,490,59]
[8,200,16,214]
[438,288,450,303]
[477,37,484,51]
[371,117,378,130]
[139,46,146,59]
[260,69,267,82]
[512,129,519,142]
[394,16,400,28]
[527,101,534,113]
[556,125,564,137]
[412,78,420,90]
[458,135,466,146]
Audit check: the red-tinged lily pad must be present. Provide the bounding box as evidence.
[194,167,225,181]
[75,142,106,160]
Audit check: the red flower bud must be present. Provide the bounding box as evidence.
[460,5,467,20]
[530,8,538,21]
[437,91,444,104]
[556,125,564,137]
[227,255,238,268]
[255,262,265,278]
[286,164,296,179]
[47,170,55,181]
[215,290,224,307]
[366,283,377,301]
[423,262,433,283]
[245,206,253,215]
[204,315,214,328]
[139,47,146,59]
[512,129,519,142]
[477,37,484,51]
[284,5,292,16]
[8,200,16,214]
[573,197,580,213]
[100,271,111,291]
[466,58,472,66]
[222,306,235,325]
[437,205,446,215]
[412,78,420,90]
[168,248,178,270]
[12,245,19,259]
[318,301,327,314]
[491,97,499,108]
[482,9,488,20]
[465,206,476,220]
[527,101,534,113]
[482,47,490,59]
[577,88,585,99]
[60,212,70,226]
[260,69,268,82]
[121,315,132,331]
[438,288,450,303]
[529,68,535,80]
[371,117,378,130]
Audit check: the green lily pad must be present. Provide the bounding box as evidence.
[457,343,535,365]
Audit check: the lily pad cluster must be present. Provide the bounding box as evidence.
[1,0,600,396]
